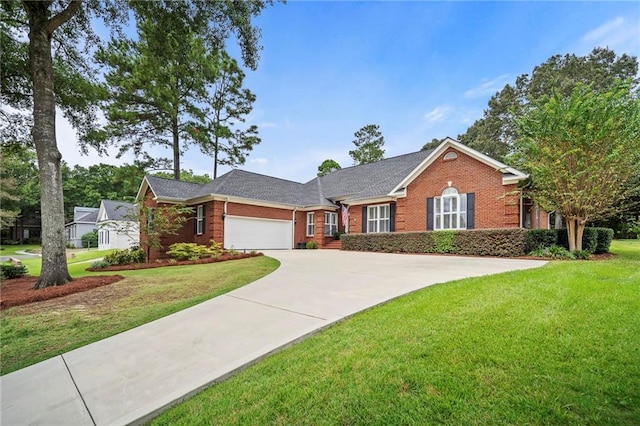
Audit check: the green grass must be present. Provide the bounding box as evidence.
[17,248,117,277]
[151,240,640,426]
[0,244,40,256]
[1,256,280,374]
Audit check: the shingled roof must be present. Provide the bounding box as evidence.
[99,200,137,221]
[138,139,527,208]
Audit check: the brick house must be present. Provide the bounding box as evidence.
[136,138,547,260]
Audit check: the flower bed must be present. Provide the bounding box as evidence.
[86,252,263,272]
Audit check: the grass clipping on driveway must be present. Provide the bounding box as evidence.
[1,256,279,375]
[152,240,640,426]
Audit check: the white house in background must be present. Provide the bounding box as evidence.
[97,200,139,250]
[65,207,99,248]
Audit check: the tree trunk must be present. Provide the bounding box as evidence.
[575,220,585,252]
[172,116,180,180]
[213,135,219,179]
[566,218,577,252]
[26,2,73,288]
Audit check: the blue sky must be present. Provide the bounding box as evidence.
[59,1,640,184]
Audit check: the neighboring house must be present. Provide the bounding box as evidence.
[136,138,548,260]
[97,200,139,250]
[65,207,99,248]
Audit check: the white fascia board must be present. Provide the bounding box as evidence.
[135,177,152,202]
[344,196,396,207]
[300,205,338,211]
[389,137,528,193]
[187,194,301,211]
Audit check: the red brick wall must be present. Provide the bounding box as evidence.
[348,148,521,234]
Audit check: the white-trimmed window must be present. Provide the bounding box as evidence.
[434,188,467,230]
[324,212,337,236]
[367,204,390,233]
[196,205,204,235]
[306,212,315,236]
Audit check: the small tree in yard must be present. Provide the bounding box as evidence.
[140,205,193,262]
[516,80,640,251]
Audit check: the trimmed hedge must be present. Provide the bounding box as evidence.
[342,227,614,257]
[342,229,528,257]
[556,227,613,254]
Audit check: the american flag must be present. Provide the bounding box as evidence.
[341,205,348,229]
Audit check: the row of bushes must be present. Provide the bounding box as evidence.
[525,227,613,254]
[341,227,614,257]
[342,229,528,257]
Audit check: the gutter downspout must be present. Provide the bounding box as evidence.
[292,209,297,249]
[519,191,523,228]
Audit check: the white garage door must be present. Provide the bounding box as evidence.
[224,216,292,250]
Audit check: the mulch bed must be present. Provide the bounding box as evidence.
[1,275,125,309]
[86,252,262,272]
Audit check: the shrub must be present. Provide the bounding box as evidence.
[306,241,318,249]
[81,231,98,248]
[593,227,614,254]
[342,229,528,257]
[0,263,28,279]
[104,248,146,265]
[548,245,574,260]
[557,227,611,253]
[167,243,217,261]
[524,229,557,252]
[90,260,111,269]
[573,250,593,260]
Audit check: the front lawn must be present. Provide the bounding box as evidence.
[151,240,640,425]
[1,256,279,374]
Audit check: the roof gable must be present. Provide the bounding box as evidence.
[390,138,528,193]
[98,200,137,222]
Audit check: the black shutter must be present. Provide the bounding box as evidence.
[202,204,206,234]
[194,206,198,234]
[427,198,434,230]
[467,193,475,229]
[390,203,396,232]
[362,206,367,233]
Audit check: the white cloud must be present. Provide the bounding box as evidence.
[249,157,269,165]
[423,106,452,123]
[464,74,510,99]
[580,16,640,55]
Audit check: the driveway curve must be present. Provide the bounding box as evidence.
[1,250,546,426]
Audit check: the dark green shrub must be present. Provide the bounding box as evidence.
[81,231,98,248]
[557,227,608,253]
[306,241,318,249]
[90,260,111,269]
[593,227,614,254]
[342,229,527,257]
[524,229,558,252]
[0,263,28,279]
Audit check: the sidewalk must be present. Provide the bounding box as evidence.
[0,250,546,425]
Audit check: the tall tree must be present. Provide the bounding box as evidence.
[198,52,260,179]
[317,159,341,177]
[349,124,385,165]
[2,0,271,288]
[421,138,442,151]
[459,48,638,161]
[515,80,640,251]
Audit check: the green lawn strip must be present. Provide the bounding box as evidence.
[16,249,115,277]
[0,244,40,256]
[151,240,640,426]
[1,256,279,375]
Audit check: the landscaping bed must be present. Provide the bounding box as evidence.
[1,275,125,309]
[87,252,262,272]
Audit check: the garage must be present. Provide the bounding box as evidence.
[223,216,293,250]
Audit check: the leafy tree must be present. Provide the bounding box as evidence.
[140,205,193,262]
[515,80,640,251]
[317,159,342,177]
[80,230,98,249]
[0,144,39,231]
[459,48,638,161]
[421,138,442,151]
[2,0,270,288]
[0,162,19,229]
[197,52,260,179]
[154,170,211,184]
[349,124,385,165]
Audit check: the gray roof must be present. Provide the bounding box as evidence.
[75,210,98,223]
[101,200,137,221]
[143,149,435,208]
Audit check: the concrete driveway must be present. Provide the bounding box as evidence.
[0,250,546,425]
